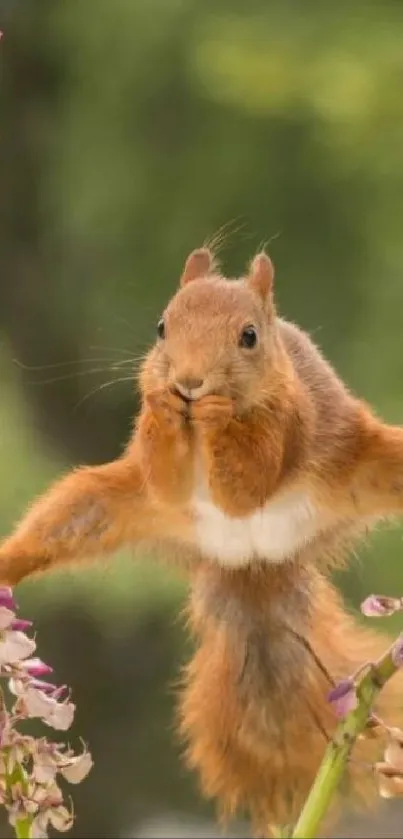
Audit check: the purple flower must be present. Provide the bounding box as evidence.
[328,679,358,718]
[21,658,53,679]
[0,588,16,612]
[361,594,403,618]
[10,619,33,632]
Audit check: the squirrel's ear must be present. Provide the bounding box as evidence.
[180,248,214,287]
[247,252,275,307]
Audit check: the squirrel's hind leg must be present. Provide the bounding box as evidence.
[0,454,192,585]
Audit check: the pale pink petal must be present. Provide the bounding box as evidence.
[0,606,16,630]
[24,798,40,815]
[32,785,54,806]
[22,686,56,719]
[32,757,58,785]
[22,685,75,731]
[48,805,73,832]
[45,701,75,732]
[8,676,26,697]
[0,630,36,664]
[31,813,49,838]
[60,750,93,784]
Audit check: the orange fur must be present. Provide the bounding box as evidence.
[1,248,403,834]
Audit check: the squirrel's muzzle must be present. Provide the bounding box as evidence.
[174,376,204,401]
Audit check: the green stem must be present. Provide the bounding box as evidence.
[14,817,32,839]
[6,757,33,839]
[290,642,400,839]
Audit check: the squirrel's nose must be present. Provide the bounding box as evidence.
[175,377,204,399]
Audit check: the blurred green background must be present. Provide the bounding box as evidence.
[1,0,403,836]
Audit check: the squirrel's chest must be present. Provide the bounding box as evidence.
[191,463,323,567]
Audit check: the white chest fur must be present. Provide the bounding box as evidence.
[191,463,323,567]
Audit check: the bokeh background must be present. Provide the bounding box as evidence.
[1,1,403,836]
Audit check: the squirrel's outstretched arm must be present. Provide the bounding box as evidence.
[0,385,195,586]
[331,410,403,519]
[0,453,191,586]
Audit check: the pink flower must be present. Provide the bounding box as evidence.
[0,587,92,836]
[0,588,16,611]
[30,739,92,787]
[328,679,358,718]
[32,753,58,785]
[0,607,16,631]
[16,684,75,731]
[0,630,36,665]
[21,658,53,678]
[30,785,73,835]
[29,679,60,695]
[11,619,33,632]
[60,749,93,784]
[361,594,403,618]
[32,804,73,836]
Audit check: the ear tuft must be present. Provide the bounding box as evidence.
[180,248,215,286]
[247,252,275,305]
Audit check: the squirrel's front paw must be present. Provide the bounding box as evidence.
[145,388,189,434]
[191,394,234,431]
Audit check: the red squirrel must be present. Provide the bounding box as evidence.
[1,248,403,834]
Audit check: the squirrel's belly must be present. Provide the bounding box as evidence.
[191,487,322,567]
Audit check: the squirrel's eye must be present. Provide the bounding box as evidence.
[157,319,165,339]
[239,325,257,349]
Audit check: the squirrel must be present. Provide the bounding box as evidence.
[1,247,403,835]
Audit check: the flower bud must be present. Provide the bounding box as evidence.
[328,679,358,718]
[22,658,53,678]
[361,594,403,618]
[0,588,16,612]
[11,619,33,632]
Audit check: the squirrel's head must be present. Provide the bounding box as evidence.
[140,247,285,411]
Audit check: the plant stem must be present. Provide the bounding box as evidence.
[14,817,32,839]
[290,640,400,839]
[6,757,33,839]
